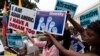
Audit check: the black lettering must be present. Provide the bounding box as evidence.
[15,7,22,13]
[11,12,20,18]
[56,1,77,11]
[80,9,98,21]
[21,15,34,22]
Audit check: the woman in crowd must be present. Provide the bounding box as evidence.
[45,13,100,56]
[23,32,60,56]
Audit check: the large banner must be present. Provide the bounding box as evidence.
[7,33,24,48]
[55,0,77,17]
[8,5,36,35]
[33,11,66,36]
[80,7,100,28]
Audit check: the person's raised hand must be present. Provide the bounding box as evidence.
[66,11,72,20]
[44,31,50,36]
[21,31,28,37]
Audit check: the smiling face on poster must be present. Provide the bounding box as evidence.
[33,11,66,36]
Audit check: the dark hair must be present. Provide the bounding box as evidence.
[87,20,100,37]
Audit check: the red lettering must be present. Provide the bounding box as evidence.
[12,18,25,25]
[26,28,35,34]
[9,17,12,21]
[9,22,25,31]
[21,21,24,25]
[25,22,28,27]
[26,28,31,33]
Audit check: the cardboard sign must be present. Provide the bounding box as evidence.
[80,7,100,28]
[0,40,4,52]
[55,0,77,17]
[70,38,85,52]
[33,11,66,36]
[7,33,24,48]
[8,5,36,35]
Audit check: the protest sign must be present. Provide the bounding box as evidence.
[0,40,4,52]
[33,11,66,36]
[55,0,77,17]
[70,38,85,52]
[7,33,24,48]
[8,5,36,35]
[80,7,100,28]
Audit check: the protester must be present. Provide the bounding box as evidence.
[59,22,71,56]
[70,28,85,53]
[23,37,40,56]
[82,41,90,53]
[23,32,60,56]
[45,13,100,56]
[67,13,100,55]
[63,23,71,49]
[71,28,82,42]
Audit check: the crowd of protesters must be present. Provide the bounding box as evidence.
[0,0,100,56]
[0,12,100,56]
[2,12,99,56]
[24,12,100,56]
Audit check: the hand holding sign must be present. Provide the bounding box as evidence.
[66,11,72,20]
[34,11,66,36]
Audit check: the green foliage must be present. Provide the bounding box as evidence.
[0,0,5,9]
[10,0,37,9]
[0,0,37,9]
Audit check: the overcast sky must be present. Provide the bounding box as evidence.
[31,0,99,15]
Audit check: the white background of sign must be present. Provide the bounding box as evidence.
[8,5,36,36]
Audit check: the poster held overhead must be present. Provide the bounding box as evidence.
[8,5,36,36]
[55,0,78,18]
[33,11,66,36]
[80,7,100,28]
